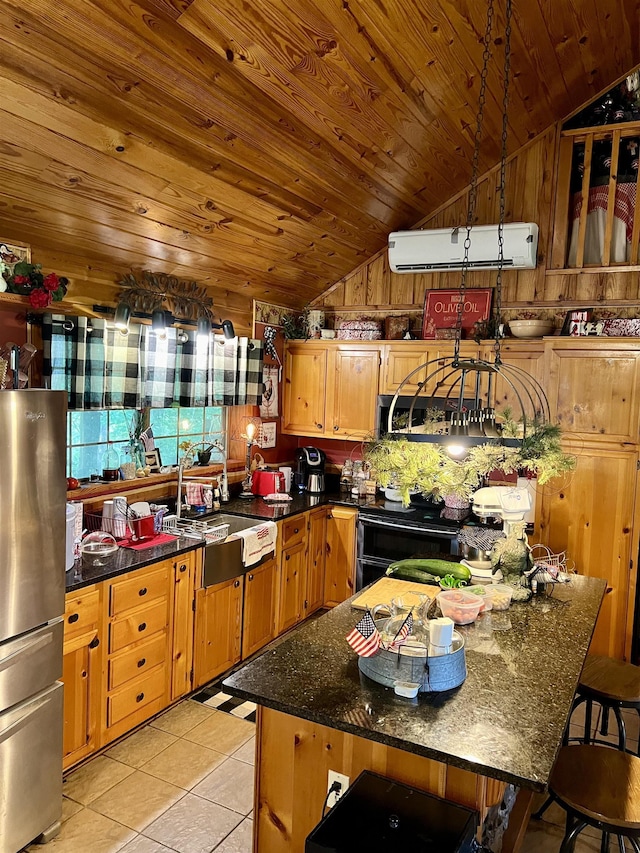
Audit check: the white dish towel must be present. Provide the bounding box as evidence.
[234,521,278,567]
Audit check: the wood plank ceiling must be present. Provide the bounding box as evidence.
[0,0,638,326]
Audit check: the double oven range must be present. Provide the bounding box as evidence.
[356,499,465,590]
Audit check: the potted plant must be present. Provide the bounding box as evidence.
[2,261,68,308]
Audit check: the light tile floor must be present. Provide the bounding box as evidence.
[24,700,255,853]
[22,698,640,853]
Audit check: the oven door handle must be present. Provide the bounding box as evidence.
[359,516,458,536]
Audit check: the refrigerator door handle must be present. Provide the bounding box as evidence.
[0,625,58,674]
[0,684,60,744]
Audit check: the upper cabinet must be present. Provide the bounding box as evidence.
[283,342,380,440]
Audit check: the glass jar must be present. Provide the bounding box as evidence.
[120,451,136,480]
[101,447,120,481]
[340,459,353,492]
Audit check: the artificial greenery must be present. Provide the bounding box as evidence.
[365,419,575,506]
[281,309,309,340]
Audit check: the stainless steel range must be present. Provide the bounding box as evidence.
[356,499,464,590]
[0,391,66,853]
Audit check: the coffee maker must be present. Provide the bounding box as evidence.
[294,446,326,493]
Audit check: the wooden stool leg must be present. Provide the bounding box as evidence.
[585,698,594,744]
[560,814,587,853]
[612,705,627,752]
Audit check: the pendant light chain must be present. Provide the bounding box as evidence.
[494,0,513,366]
[454,0,494,364]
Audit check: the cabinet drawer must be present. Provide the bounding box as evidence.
[109,598,169,653]
[281,516,306,548]
[107,665,167,728]
[64,588,100,642]
[108,633,167,691]
[109,564,170,617]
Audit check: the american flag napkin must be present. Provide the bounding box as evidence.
[346,610,381,657]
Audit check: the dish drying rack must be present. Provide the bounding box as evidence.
[162,517,230,544]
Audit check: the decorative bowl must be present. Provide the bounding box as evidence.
[320,329,336,339]
[508,319,554,339]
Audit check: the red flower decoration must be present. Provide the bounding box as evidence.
[28,289,52,309]
[42,272,59,292]
[13,274,29,285]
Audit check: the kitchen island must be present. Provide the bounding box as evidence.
[224,574,605,852]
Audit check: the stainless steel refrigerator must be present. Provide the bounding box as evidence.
[0,390,66,853]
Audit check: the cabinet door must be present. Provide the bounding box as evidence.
[483,341,546,421]
[546,341,640,444]
[171,554,195,702]
[243,558,277,659]
[62,628,101,771]
[380,344,429,395]
[538,445,638,659]
[324,507,358,607]
[283,344,328,435]
[193,577,243,687]
[306,508,327,616]
[329,348,380,439]
[278,541,306,633]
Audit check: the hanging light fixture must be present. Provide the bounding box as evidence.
[387,0,549,453]
[151,308,168,338]
[197,315,212,340]
[113,301,131,332]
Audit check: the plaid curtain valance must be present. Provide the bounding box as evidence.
[42,315,264,410]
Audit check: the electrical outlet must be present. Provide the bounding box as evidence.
[326,771,349,808]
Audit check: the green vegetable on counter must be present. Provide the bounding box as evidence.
[386,558,471,585]
[439,574,467,589]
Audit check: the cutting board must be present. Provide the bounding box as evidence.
[352,577,439,611]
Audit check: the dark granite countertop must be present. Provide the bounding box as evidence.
[65,537,203,592]
[223,575,606,791]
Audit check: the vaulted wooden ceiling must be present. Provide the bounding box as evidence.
[0,0,638,329]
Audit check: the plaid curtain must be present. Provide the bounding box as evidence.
[43,315,264,409]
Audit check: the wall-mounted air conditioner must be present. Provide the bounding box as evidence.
[388,223,539,273]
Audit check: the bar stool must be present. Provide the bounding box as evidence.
[545,745,640,852]
[570,655,640,752]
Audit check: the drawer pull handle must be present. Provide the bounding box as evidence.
[248,574,254,581]
[234,580,240,588]
[285,554,290,561]
[137,658,146,668]
[138,622,147,632]
[179,564,187,573]
[139,587,147,596]
[294,527,299,534]
[333,425,339,431]
[136,692,145,703]
[88,637,100,649]
[68,613,79,624]
[316,423,323,430]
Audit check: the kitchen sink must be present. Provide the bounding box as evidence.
[202,513,272,587]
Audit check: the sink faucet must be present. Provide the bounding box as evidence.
[176,439,228,519]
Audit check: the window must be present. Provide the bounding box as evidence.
[67,406,225,479]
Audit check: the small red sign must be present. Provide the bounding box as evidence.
[422,288,493,339]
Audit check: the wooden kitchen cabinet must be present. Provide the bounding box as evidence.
[324,506,358,607]
[62,586,103,771]
[193,576,243,688]
[171,551,197,702]
[306,507,327,616]
[242,557,277,659]
[481,340,546,420]
[545,340,640,444]
[104,561,173,743]
[538,443,639,659]
[283,342,380,440]
[277,539,307,633]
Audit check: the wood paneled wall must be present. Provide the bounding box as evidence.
[313,124,640,321]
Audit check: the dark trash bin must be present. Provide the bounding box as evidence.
[305,770,478,853]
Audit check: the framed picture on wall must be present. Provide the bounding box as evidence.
[145,449,162,472]
[422,288,492,339]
